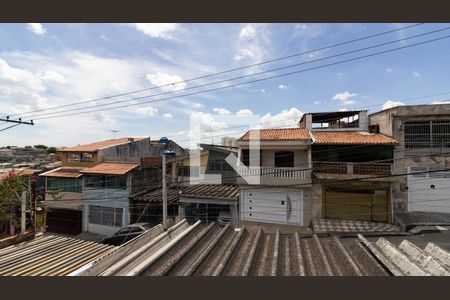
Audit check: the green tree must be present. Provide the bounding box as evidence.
[47,147,57,154]
[34,144,48,149]
[0,173,29,226]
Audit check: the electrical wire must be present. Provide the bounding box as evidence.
[24,28,450,121]
[7,23,424,119]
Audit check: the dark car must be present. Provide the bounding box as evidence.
[101,223,151,246]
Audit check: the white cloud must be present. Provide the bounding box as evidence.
[233,24,266,64]
[190,111,228,133]
[314,101,321,105]
[27,23,46,35]
[240,25,256,39]
[176,99,203,109]
[278,84,288,89]
[38,70,67,85]
[429,100,450,105]
[261,89,266,93]
[136,106,158,117]
[338,108,349,112]
[382,100,405,110]
[259,107,303,128]
[131,23,178,39]
[332,91,358,105]
[386,68,394,73]
[236,109,254,117]
[412,71,421,78]
[146,70,186,92]
[213,107,231,115]
[163,113,173,119]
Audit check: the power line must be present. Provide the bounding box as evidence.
[23,27,450,121]
[28,33,450,122]
[7,23,424,119]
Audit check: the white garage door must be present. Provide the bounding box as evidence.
[241,188,303,225]
[408,167,450,213]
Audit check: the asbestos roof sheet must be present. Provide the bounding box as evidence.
[80,163,140,175]
[132,185,181,204]
[82,220,450,276]
[239,128,311,141]
[39,167,83,178]
[131,184,239,204]
[0,234,117,276]
[181,184,239,200]
[311,131,399,144]
[59,137,145,152]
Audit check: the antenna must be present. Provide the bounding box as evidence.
[109,129,119,139]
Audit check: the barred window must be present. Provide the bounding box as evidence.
[88,205,123,227]
[404,120,450,148]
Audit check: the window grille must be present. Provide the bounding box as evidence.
[88,205,123,227]
[404,120,450,148]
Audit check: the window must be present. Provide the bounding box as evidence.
[88,205,123,227]
[84,175,127,190]
[81,152,94,162]
[177,166,200,177]
[405,120,450,148]
[67,152,81,162]
[275,151,294,168]
[240,150,262,167]
[47,177,82,193]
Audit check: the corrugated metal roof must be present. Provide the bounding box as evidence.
[131,185,182,204]
[311,131,399,144]
[80,162,140,175]
[0,234,117,276]
[81,220,450,276]
[239,128,311,141]
[59,137,145,152]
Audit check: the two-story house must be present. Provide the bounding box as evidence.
[40,137,186,236]
[236,110,398,227]
[369,103,450,218]
[237,128,313,226]
[304,110,398,224]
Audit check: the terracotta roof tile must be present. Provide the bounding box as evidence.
[80,163,140,175]
[239,128,311,141]
[59,137,145,152]
[311,131,399,144]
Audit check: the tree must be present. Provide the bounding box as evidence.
[0,172,29,229]
[34,144,48,149]
[47,147,57,154]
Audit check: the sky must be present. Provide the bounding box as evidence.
[1,23,450,148]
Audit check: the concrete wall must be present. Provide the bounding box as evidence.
[81,174,131,235]
[370,104,450,212]
[102,139,187,163]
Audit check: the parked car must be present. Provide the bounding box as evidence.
[101,223,151,246]
[217,211,231,226]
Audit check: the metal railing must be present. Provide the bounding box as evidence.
[237,166,311,179]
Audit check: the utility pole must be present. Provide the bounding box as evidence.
[0,117,34,133]
[159,137,176,230]
[21,191,27,234]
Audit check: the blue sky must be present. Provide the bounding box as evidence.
[1,23,450,147]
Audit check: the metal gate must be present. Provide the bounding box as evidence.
[241,188,303,225]
[324,186,389,222]
[408,166,450,213]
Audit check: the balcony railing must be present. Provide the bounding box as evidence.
[237,166,312,182]
[313,162,391,175]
